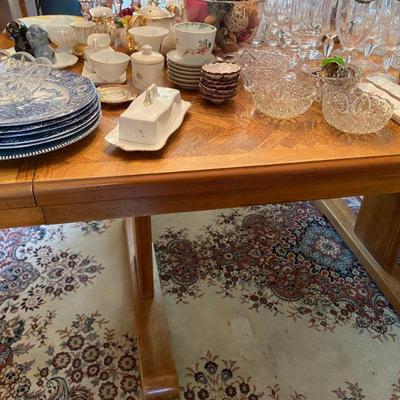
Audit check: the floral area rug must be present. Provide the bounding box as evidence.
[1,201,400,399]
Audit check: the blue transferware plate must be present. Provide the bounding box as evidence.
[0,70,97,126]
[0,105,101,148]
[0,97,100,139]
[0,94,99,135]
[0,112,101,160]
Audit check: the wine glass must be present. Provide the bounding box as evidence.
[355,1,383,72]
[289,0,326,62]
[381,0,400,72]
[274,0,293,47]
[80,0,95,20]
[321,0,338,57]
[256,0,279,47]
[335,0,380,63]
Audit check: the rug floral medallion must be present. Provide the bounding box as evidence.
[1,202,399,399]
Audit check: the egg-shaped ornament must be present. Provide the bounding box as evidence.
[224,5,249,33]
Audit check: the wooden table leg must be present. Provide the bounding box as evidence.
[313,197,400,311]
[125,217,179,400]
[354,194,400,271]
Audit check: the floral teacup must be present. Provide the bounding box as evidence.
[174,22,216,65]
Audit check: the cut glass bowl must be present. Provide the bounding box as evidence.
[0,52,52,106]
[304,64,362,100]
[252,73,316,119]
[228,48,289,91]
[322,87,394,134]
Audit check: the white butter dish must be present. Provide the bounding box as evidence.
[105,84,191,151]
[118,84,182,145]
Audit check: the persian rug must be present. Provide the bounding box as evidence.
[1,201,400,400]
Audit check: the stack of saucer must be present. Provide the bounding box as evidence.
[199,62,241,103]
[167,49,216,90]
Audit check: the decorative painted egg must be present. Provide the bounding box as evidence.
[204,14,217,25]
[224,5,249,33]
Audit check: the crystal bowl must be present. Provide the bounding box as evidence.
[0,53,52,105]
[252,73,316,119]
[228,48,289,91]
[183,0,265,54]
[304,64,361,100]
[322,87,394,135]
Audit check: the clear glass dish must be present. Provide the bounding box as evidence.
[322,87,394,135]
[251,72,316,119]
[0,52,52,106]
[227,47,289,91]
[303,64,361,100]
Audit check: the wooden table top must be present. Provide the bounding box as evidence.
[2,34,400,219]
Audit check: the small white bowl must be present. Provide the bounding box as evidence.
[47,25,78,53]
[89,50,130,83]
[71,20,96,44]
[129,26,169,53]
[86,33,111,70]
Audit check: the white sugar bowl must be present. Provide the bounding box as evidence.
[130,45,164,92]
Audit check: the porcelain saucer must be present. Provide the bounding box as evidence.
[168,71,199,84]
[167,50,216,67]
[82,62,127,86]
[105,100,191,151]
[169,81,199,90]
[168,65,201,78]
[97,85,136,104]
[53,52,78,70]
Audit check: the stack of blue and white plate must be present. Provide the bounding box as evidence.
[0,70,101,160]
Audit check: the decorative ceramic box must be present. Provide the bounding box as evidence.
[119,84,182,145]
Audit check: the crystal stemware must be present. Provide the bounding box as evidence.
[335,0,379,63]
[289,0,326,62]
[261,0,280,47]
[112,0,123,15]
[321,0,339,57]
[274,0,293,47]
[354,1,383,72]
[381,0,400,72]
[80,0,95,20]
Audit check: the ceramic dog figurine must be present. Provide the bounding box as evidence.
[6,20,33,54]
[26,25,56,63]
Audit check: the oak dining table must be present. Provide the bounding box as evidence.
[1,33,400,400]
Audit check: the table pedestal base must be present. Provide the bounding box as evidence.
[313,197,400,311]
[125,217,179,400]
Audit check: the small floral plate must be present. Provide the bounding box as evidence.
[97,85,136,105]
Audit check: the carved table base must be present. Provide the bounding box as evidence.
[124,217,179,400]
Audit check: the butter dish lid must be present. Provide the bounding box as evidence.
[131,45,164,65]
[120,84,180,122]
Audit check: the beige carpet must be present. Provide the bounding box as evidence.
[1,201,399,399]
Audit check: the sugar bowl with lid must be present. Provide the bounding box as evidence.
[130,45,164,92]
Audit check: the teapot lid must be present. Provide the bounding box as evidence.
[138,0,173,19]
[131,45,164,65]
[89,6,113,18]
